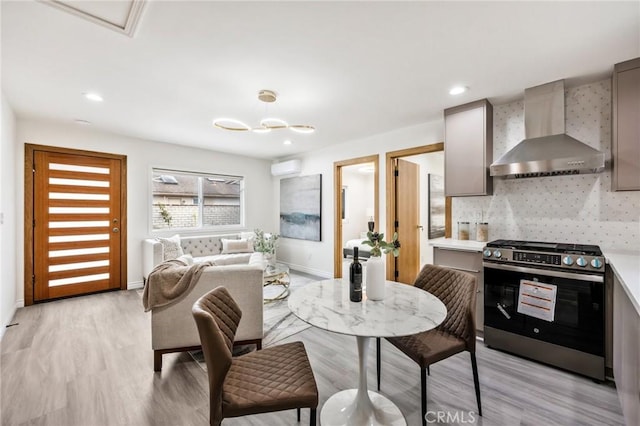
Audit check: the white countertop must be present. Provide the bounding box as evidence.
[429,238,486,252]
[288,279,447,338]
[603,249,640,316]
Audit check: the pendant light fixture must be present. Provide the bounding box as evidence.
[213,90,315,134]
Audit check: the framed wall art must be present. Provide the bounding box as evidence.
[428,173,445,239]
[280,174,322,241]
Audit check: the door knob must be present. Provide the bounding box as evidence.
[112,227,120,233]
[417,225,424,230]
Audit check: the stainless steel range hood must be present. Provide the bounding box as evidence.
[490,80,605,178]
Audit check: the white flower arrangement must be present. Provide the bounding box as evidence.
[253,228,279,254]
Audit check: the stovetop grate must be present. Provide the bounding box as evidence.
[485,239,602,256]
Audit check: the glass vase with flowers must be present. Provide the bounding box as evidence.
[254,228,279,268]
[362,224,400,300]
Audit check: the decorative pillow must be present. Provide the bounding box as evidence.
[157,234,184,261]
[221,238,254,254]
[212,253,252,266]
[239,231,256,242]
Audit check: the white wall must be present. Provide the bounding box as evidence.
[9,78,633,311]
[15,119,275,304]
[1,92,17,334]
[275,120,443,277]
[277,78,640,278]
[453,79,640,251]
[341,167,374,244]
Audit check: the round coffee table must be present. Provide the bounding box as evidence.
[263,263,290,302]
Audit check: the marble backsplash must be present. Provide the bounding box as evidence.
[452,79,640,250]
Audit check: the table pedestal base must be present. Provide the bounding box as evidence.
[320,389,406,426]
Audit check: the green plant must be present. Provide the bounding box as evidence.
[363,224,400,257]
[158,203,172,226]
[254,228,279,254]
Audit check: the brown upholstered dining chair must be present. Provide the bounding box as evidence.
[192,286,318,426]
[376,264,482,426]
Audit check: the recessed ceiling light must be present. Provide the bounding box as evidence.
[449,86,468,96]
[283,140,292,145]
[83,92,104,102]
[74,119,91,125]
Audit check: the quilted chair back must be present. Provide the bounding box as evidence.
[192,286,242,425]
[413,264,478,352]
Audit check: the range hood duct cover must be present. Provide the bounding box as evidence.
[490,80,605,178]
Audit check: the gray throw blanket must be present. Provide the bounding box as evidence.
[142,259,213,311]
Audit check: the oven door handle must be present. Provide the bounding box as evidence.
[483,262,604,283]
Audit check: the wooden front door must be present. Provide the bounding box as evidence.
[31,148,124,302]
[394,159,420,284]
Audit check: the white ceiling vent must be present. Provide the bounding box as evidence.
[271,159,301,177]
[40,0,147,37]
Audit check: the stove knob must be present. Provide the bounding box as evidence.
[483,249,492,258]
[591,258,603,269]
[494,250,502,259]
[576,257,587,267]
[562,256,574,266]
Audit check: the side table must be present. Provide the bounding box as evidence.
[263,263,290,302]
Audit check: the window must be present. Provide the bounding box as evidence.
[151,168,243,231]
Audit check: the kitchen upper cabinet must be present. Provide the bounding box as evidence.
[433,247,484,332]
[444,99,493,196]
[612,57,640,191]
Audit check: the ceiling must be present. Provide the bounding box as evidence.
[2,1,639,160]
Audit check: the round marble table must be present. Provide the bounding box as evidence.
[288,279,447,426]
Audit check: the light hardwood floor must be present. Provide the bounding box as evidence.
[1,288,624,426]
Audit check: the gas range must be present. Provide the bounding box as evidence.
[482,239,606,380]
[482,239,605,273]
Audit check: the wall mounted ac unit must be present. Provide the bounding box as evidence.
[271,159,301,176]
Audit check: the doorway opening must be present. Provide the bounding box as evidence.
[333,155,379,278]
[385,143,450,284]
[24,144,127,305]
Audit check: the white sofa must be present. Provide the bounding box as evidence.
[142,234,264,371]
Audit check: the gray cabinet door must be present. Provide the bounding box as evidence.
[444,99,493,196]
[433,247,484,332]
[613,274,640,425]
[613,58,640,191]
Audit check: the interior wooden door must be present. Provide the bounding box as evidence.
[395,159,420,284]
[33,150,123,301]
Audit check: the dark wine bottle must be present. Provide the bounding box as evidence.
[349,247,363,302]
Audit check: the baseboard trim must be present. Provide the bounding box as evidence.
[1,303,20,342]
[283,262,332,279]
[128,281,144,290]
